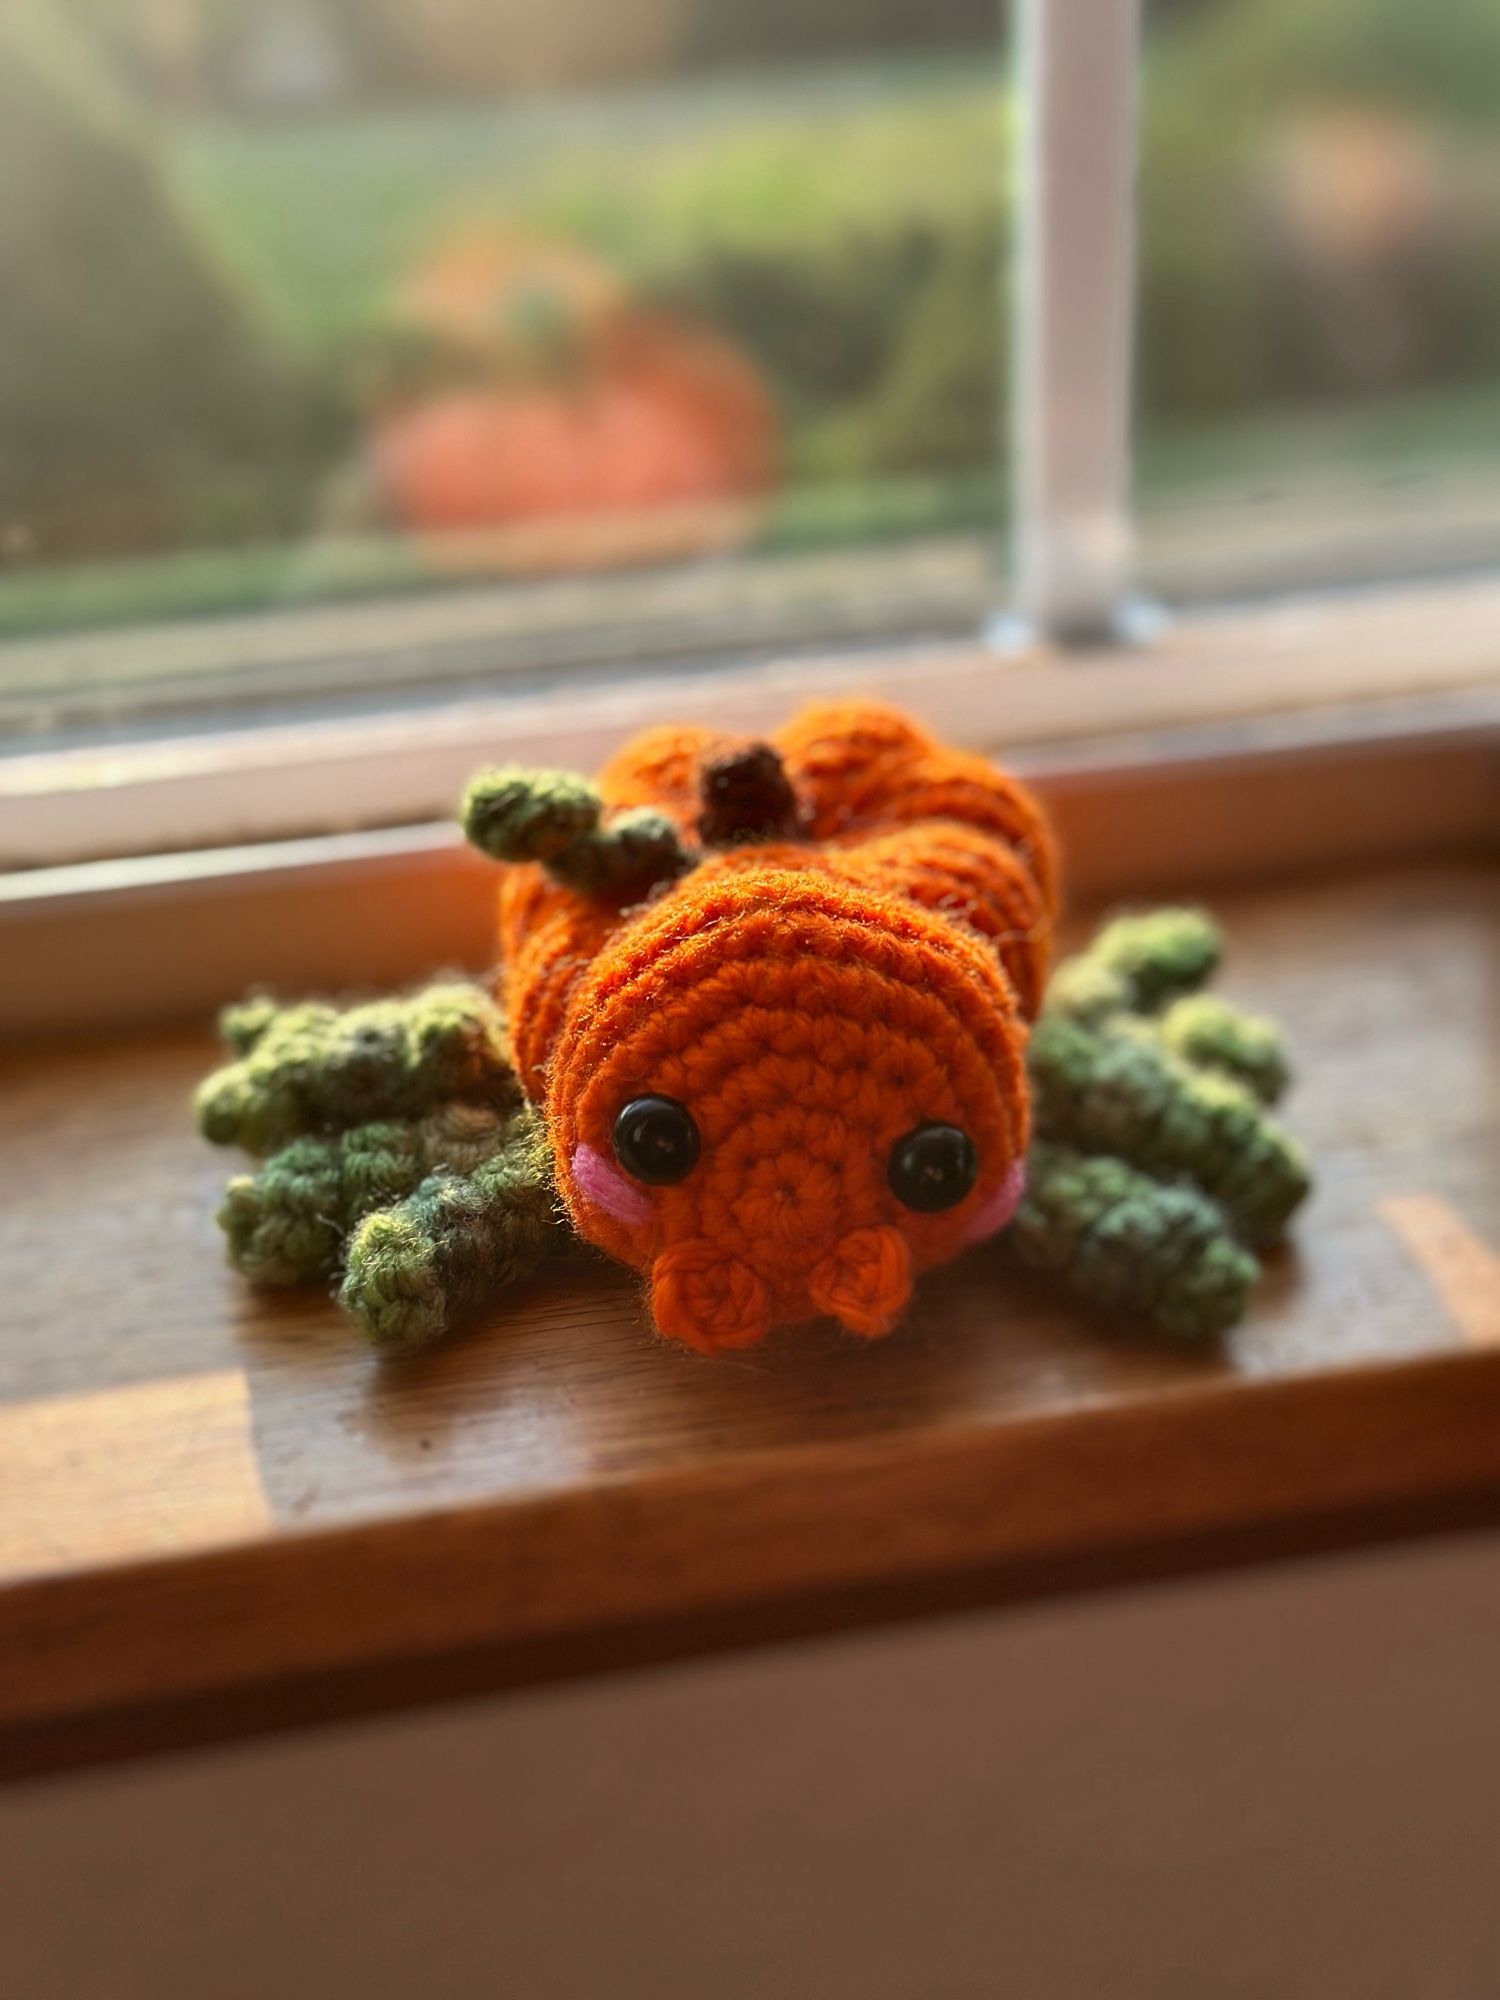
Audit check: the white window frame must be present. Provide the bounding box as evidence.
[1010,0,1141,642]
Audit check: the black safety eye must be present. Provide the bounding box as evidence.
[612,1094,701,1186]
[887,1122,978,1213]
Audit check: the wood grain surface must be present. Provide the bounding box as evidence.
[1,863,1496,1775]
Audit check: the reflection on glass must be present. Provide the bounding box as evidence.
[1138,0,1500,599]
[0,1,1009,661]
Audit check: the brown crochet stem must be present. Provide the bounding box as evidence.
[695,742,808,847]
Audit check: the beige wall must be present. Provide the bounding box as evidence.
[5,1530,1500,1998]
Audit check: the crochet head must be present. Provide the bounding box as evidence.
[546,851,1031,1352]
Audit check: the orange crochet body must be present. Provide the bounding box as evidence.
[496,703,1058,1351]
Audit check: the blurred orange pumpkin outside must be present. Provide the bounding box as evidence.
[368,232,780,573]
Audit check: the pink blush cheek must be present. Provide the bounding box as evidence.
[960,1160,1026,1247]
[572,1142,654,1227]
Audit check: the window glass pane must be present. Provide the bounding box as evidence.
[1137,0,1500,601]
[0,1,1011,737]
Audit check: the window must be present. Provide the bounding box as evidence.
[1,0,1013,739]
[0,0,1495,861]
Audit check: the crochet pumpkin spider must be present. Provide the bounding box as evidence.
[198,704,1309,1352]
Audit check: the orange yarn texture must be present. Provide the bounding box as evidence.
[497,703,1058,1351]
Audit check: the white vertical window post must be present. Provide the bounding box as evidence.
[1009,0,1146,644]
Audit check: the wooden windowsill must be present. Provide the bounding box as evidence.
[2,860,1497,1782]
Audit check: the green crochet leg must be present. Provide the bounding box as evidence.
[339,1112,561,1351]
[217,1101,524,1287]
[196,985,519,1154]
[462,765,690,901]
[200,981,556,1345]
[1019,909,1311,1338]
[1156,992,1290,1106]
[1046,910,1290,1106]
[1012,1140,1258,1340]
[1027,1011,1309,1249]
[1045,907,1221,1021]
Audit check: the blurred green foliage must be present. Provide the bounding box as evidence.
[0,10,333,563]
[1138,0,1500,421]
[1144,0,1500,130]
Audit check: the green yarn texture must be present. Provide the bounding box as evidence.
[196,984,518,1153]
[217,1101,522,1287]
[1013,1141,1259,1341]
[461,765,690,901]
[1018,908,1311,1340]
[339,1114,557,1352]
[200,986,563,1350]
